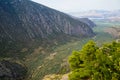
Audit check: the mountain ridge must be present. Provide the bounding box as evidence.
[0,0,94,44]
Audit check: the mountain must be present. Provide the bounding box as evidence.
[0,0,94,45]
[70,16,96,28]
[78,18,96,28]
[0,0,95,79]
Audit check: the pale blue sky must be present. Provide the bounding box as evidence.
[32,0,120,13]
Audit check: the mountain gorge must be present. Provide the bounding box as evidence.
[0,0,95,80]
[0,0,94,44]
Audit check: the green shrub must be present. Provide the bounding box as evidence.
[69,40,120,80]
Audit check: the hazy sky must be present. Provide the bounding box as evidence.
[32,0,120,13]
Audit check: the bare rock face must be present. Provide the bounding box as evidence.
[0,60,27,80]
[0,0,94,43]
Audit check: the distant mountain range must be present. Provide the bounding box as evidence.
[70,10,120,21]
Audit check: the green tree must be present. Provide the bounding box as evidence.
[68,41,120,80]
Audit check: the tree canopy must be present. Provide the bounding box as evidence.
[68,40,120,80]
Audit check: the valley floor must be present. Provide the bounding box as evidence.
[25,21,120,80]
[1,21,120,80]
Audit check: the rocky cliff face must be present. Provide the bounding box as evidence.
[0,0,94,43]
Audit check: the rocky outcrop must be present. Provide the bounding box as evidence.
[0,0,94,43]
[0,60,27,80]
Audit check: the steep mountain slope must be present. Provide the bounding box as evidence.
[78,18,96,28]
[0,0,94,44]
